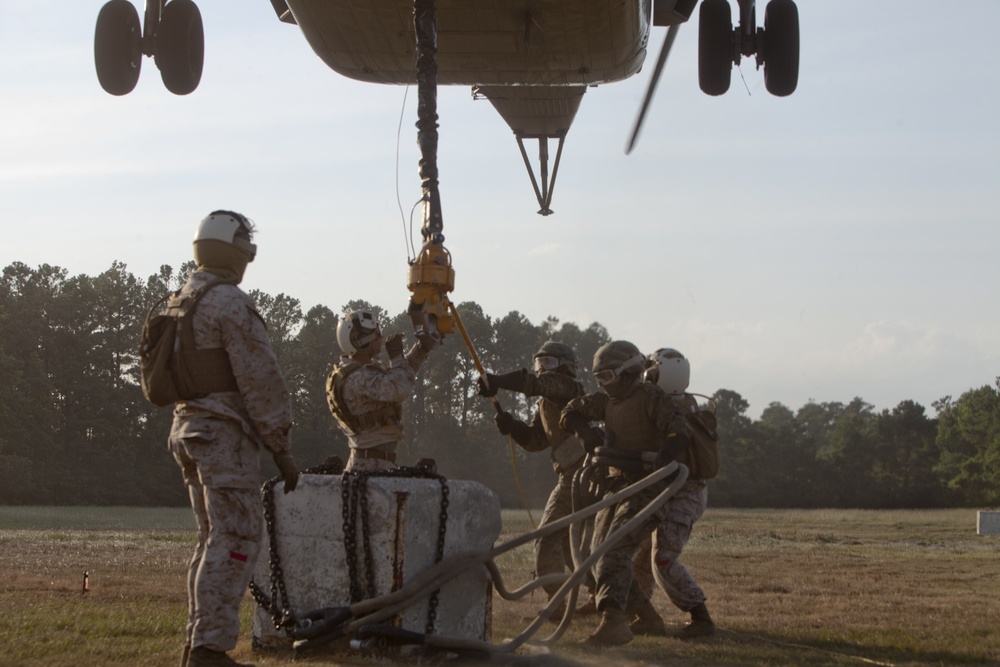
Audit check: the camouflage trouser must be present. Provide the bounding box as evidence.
[535,469,577,597]
[630,479,708,612]
[345,449,399,473]
[590,477,667,613]
[170,416,263,652]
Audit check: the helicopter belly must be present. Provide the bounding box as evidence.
[284,0,650,86]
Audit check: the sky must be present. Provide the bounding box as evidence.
[2,1,998,419]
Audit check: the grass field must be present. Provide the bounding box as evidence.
[0,506,997,666]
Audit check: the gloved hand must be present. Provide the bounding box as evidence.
[272,450,300,493]
[384,333,405,359]
[477,374,499,398]
[656,433,690,469]
[579,426,605,455]
[495,411,532,446]
[416,330,440,353]
[477,369,527,398]
[495,410,517,435]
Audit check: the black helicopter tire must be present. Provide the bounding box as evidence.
[94,0,142,96]
[698,0,733,96]
[763,0,799,96]
[155,0,204,95]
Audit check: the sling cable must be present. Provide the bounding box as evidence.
[405,0,535,527]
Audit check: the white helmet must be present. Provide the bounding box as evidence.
[337,310,382,354]
[194,210,257,259]
[193,210,257,282]
[645,347,690,396]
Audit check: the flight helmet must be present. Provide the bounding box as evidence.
[337,310,382,354]
[645,347,691,396]
[193,210,257,282]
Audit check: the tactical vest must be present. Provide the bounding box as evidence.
[326,360,403,435]
[140,278,239,406]
[604,383,662,453]
[537,397,585,473]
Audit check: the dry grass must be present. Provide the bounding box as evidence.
[0,507,997,666]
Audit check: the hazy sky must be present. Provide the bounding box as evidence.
[2,1,998,418]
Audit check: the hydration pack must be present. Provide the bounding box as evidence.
[139,278,238,407]
[675,394,720,480]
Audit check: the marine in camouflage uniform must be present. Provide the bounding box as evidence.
[560,341,692,646]
[477,342,587,611]
[629,348,715,639]
[167,211,299,667]
[326,310,434,472]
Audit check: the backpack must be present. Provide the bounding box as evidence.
[139,278,238,407]
[676,394,721,480]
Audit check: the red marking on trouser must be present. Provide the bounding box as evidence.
[229,551,248,562]
[655,558,673,569]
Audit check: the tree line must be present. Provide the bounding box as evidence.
[1,261,997,508]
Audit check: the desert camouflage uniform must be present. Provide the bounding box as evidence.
[509,372,586,598]
[630,393,709,612]
[327,354,418,472]
[168,270,292,654]
[561,383,691,614]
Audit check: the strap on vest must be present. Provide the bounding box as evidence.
[165,278,240,396]
[329,362,402,435]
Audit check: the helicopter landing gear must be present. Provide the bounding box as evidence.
[698,0,733,96]
[762,0,799,96]
[94,0,204,96]
[697,0,799,97]
[94,0,142,95]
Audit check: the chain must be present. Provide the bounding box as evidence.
[359,474,378,600]
[251,460,344,633]
[248,475,293,631]
[426,476,450,634]
[252,462,449,641]
[346,467,450,635]
[342,471,363,603]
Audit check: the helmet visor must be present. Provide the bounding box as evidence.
[233,236,257,262]
[533,355,561,373]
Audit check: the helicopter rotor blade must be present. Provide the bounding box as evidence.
[625,24,680,155]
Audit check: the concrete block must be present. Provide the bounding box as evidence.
[252,473,502,649]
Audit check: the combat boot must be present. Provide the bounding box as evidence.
[187,647,256,667]
[677,602,716,639]
[585,608,633,646]
[629,596,667,636]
